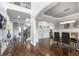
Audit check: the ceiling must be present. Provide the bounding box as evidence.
[36,2,79,24]
[23,2,31,9]
[44,2,79,18]
[7,9,30,23]
[10,2,31,9]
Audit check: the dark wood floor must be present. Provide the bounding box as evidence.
[2,39,79,56]
[33,39,79,56]
[2,40,32,56]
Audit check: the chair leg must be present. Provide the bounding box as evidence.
[57,42,58,45]
[66,44,69,56]
[60,42,62,56]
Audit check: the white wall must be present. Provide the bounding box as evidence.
[38,21,54,39]
[0,3,13,55]
[31,2,52,46]
[0,3,13,39]
[13,22,19,37]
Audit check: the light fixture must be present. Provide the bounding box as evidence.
[25,18,30,22]
[23,27,27,30]
[49,23,54,29]
[60,20,75,24]
[50,27,53,29]
[27,23,30,26]
[17,16,20,18]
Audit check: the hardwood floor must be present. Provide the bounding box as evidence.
[2,40,32,56]
[2,39,79,56]
[35,39,79,56]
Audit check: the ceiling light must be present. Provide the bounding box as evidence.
[27,23,30,26]
[50,27,53,29]
[25,18,30,22]
[23,27,27,30]
[17,16,20,18]
[64,8,70,12]
[60,20,75,24]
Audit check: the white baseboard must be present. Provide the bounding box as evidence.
[31,42,36,46]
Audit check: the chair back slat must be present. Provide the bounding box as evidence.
[62,32,70,44]
[54,32,60,42]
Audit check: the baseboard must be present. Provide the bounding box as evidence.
[31,42,36,46]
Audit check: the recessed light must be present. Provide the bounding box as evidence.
[17,16,20,18]
[27,23,30,26]
[23,27,27,30]
[25,18,30,21]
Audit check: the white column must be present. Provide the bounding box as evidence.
[20,23,24,42]
[21,24,24,41]
[35,21,39,44]
[31,17,38,46]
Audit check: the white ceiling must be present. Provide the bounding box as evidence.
[44,2,79,18]
[10,2,31,9]
[7,9,30,23]
[36,2,79,24]
[23,2,31,9]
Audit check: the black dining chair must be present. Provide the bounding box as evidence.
[54,32,61,47]
[62,32,70,45]
[71,38,77,51]
[62,32,71,55]
[0,41,1,55]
